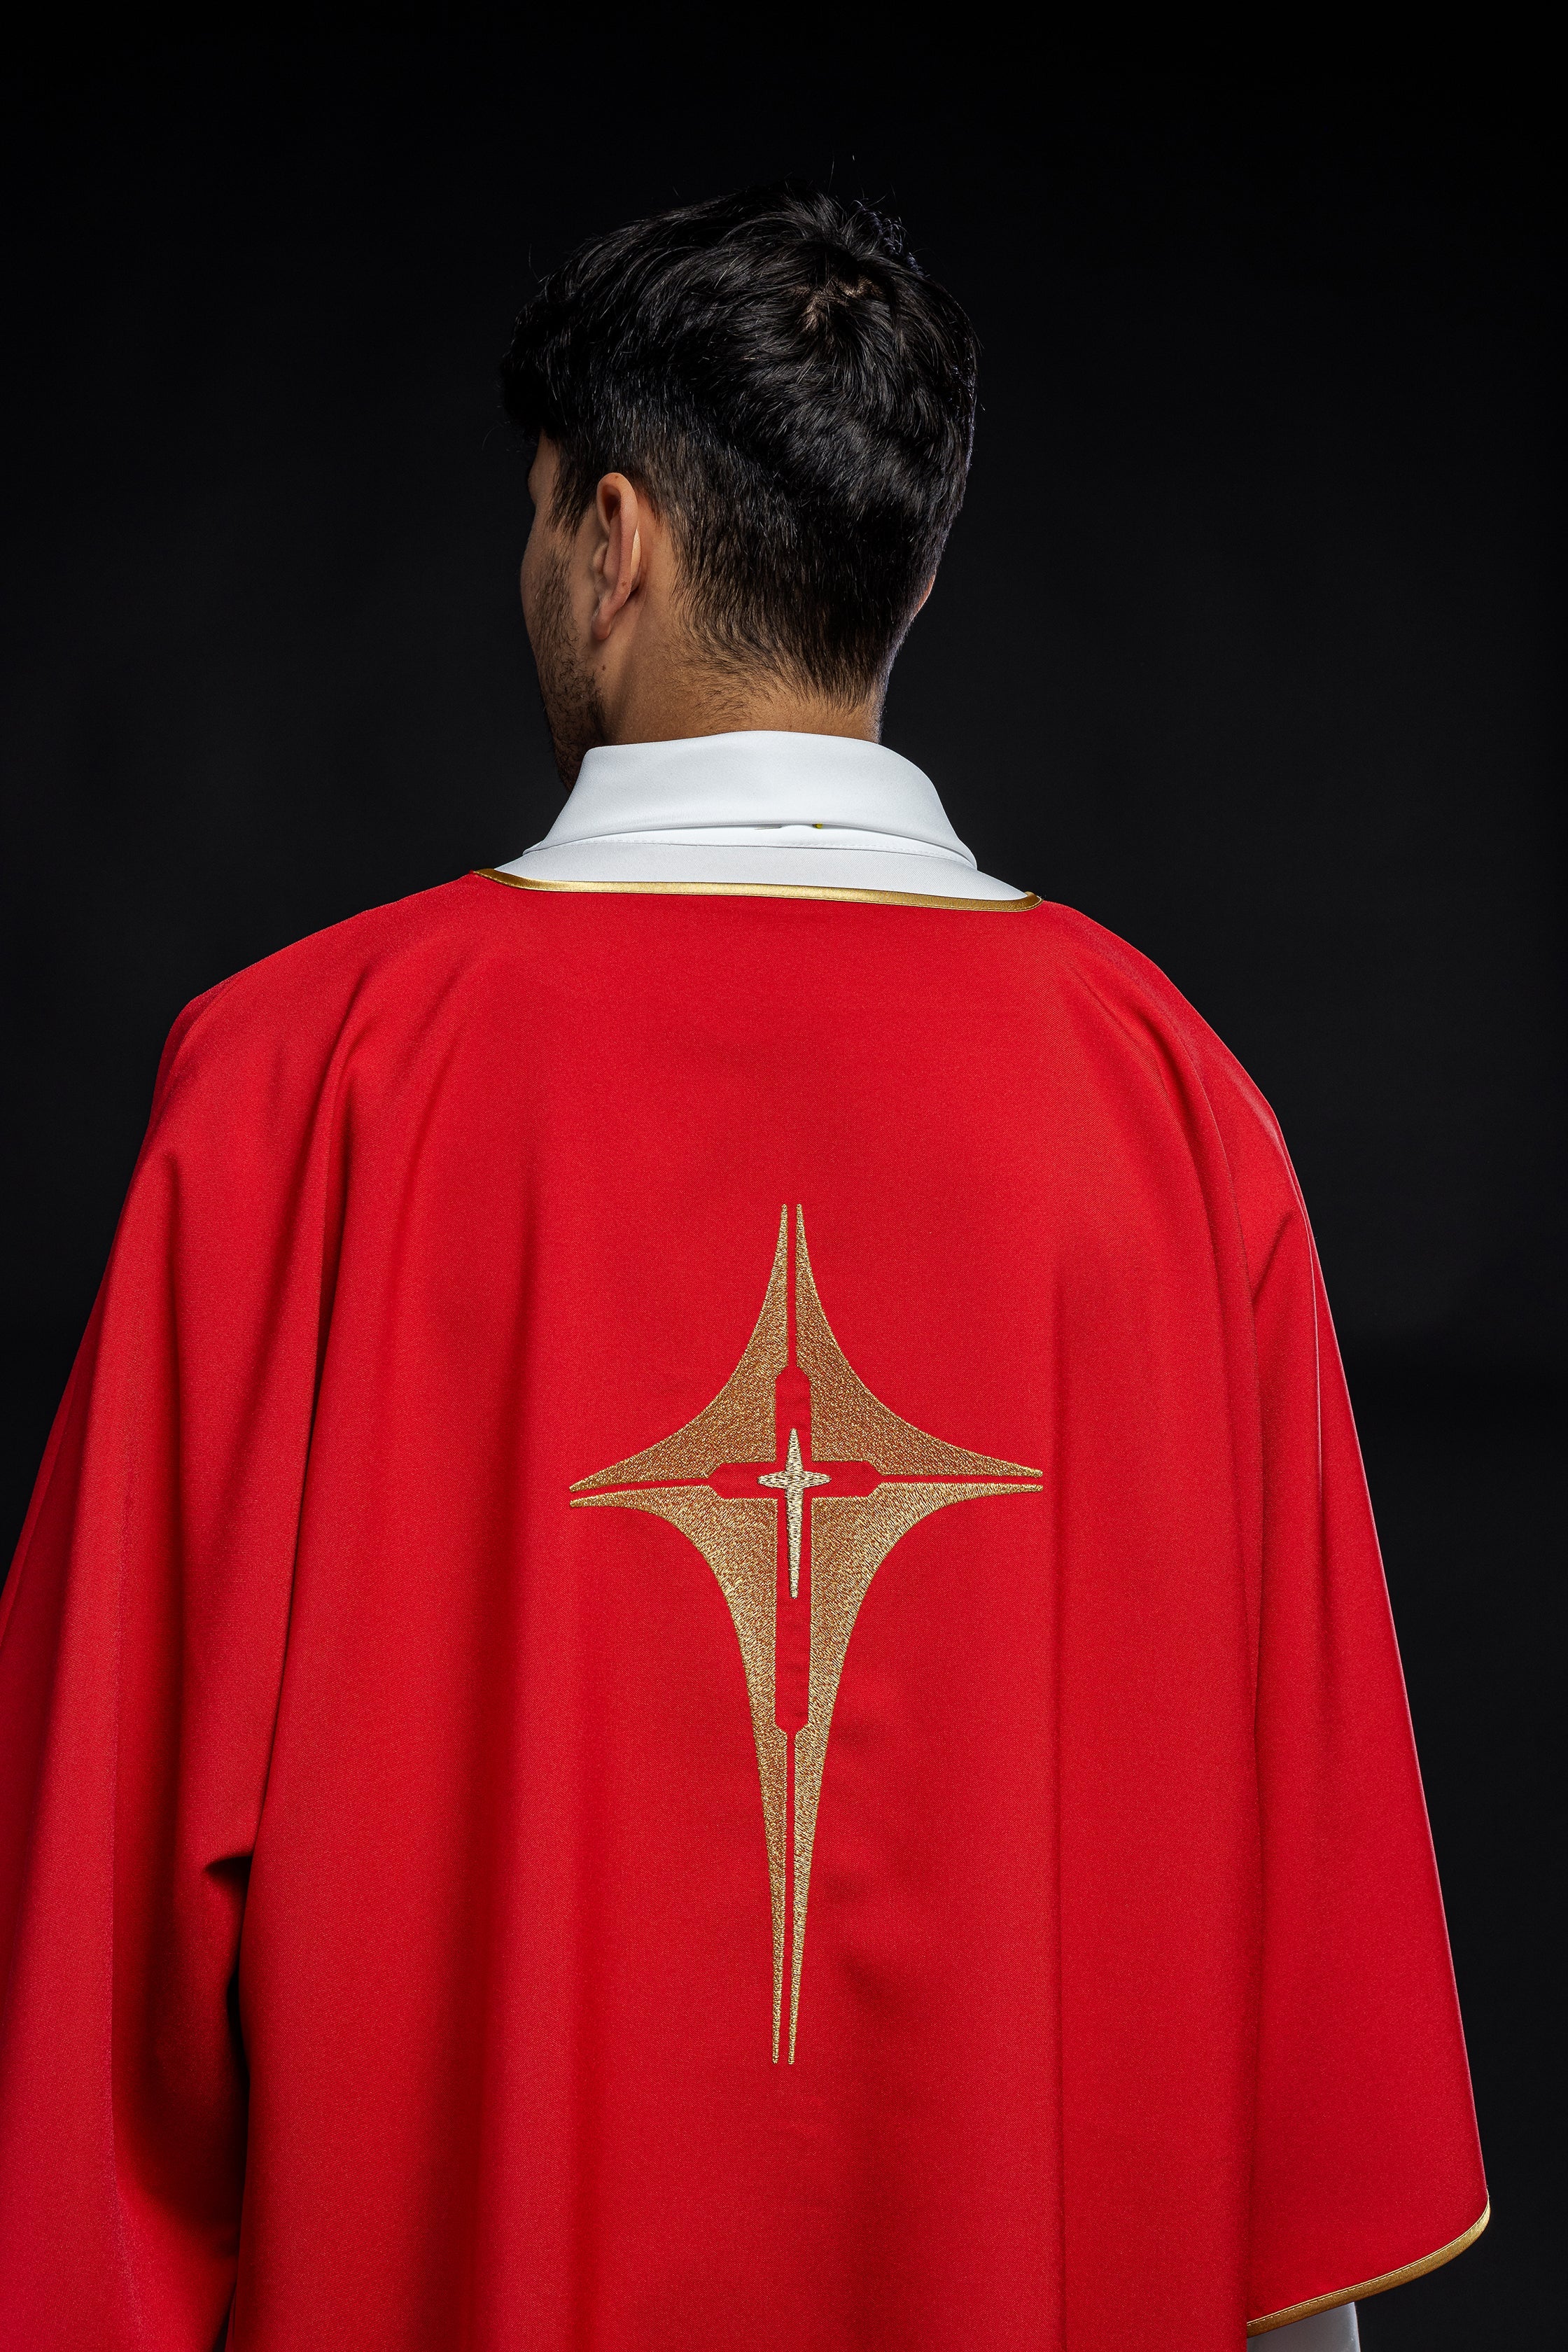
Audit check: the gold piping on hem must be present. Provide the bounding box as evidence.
[1245,2202,1490,2334]
[473,867,1041,911]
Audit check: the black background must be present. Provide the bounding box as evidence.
[2,18,1560,2342]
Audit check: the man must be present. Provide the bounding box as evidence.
[0,183,1485,2348]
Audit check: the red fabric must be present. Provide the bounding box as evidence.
[0,876,1484,2348]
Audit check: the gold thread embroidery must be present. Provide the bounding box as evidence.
[759,1427,829,1598]
[1245,2202,1490,2334]
[476,867,1041,911]
[571,1207,1043,2060]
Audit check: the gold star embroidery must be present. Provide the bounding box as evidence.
[572,1208,1042,2061]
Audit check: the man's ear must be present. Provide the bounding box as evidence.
[913,573,937,617]
[590,472,645,643]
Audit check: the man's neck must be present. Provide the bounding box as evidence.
[602,657,881,750]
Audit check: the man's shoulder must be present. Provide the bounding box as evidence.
[1030,901,1261,1078]
[148,874,506,1128]
[1027,899,1293,1182]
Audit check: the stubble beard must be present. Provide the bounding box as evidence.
[529,542,608,789]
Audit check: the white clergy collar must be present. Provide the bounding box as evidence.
[494,731,1027,902]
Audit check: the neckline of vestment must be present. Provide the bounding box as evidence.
[487,730,1032,903]
[475,869,1042,911]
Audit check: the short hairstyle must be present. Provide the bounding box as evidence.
[500,181,978,701]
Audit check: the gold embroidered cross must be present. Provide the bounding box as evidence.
[571,1208,1042,2062]
[757,1427,830,1597]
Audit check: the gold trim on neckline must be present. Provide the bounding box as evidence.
[474,867,1040,911]
[1245,2202,1490,2334]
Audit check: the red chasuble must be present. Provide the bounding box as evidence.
[0,874,1485,2348]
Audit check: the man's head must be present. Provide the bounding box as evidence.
[502,181,978,782]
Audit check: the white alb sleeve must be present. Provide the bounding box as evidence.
[1258,2302,1359,2350]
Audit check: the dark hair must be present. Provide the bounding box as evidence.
[500,181,978,701]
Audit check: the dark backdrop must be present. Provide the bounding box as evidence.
[2,22,1561,2342]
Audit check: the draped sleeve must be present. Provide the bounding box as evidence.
[1236,1096,1488,2332]
[0,976,336,2346]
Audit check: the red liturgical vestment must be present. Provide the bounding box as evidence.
[0,874,1485,2348]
